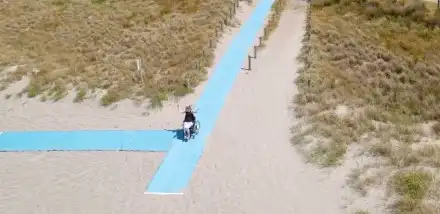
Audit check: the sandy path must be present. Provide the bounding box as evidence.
[133,2,347,213]
[0,152,164,214]
[140,3,347,213]
[183,3,347,213]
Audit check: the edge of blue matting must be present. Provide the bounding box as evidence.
[0,130,175,152]
[146,0,276,194]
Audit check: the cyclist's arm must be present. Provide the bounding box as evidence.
[177,104,185,113]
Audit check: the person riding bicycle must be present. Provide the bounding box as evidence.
[178,104,197,132]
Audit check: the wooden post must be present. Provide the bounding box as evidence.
[248,55,252,71]
[253,46,257,59]
[136,58,145,84]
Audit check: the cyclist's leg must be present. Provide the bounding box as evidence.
[183,122,193,137]
[182,122,187,138]
[190,120,196,130]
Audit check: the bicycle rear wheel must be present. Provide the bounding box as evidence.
[194,121,201,133]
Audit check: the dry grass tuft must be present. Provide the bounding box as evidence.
[292,0,440,212]
[0,0,238,106]
[389,169,433,214]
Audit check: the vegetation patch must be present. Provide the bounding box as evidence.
[389,170,432,214]
[0,0,239,106]
[292,0,440,212]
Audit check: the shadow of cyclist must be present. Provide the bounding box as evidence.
[163,128,185,141]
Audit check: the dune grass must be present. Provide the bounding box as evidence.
[293,0,440,212]
[260,0,287,45]
[389,169,433,213]
[0,0,239,106]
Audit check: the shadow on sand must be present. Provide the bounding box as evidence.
[164,128,185,141]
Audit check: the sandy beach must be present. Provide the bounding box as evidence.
[0,1,360,214]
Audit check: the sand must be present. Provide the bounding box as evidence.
[0,1,358,214]
[183,3,347,213]
[0,152,165,214]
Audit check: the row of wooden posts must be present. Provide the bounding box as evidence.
[243,3,284,71]
[202,0,280,72]
[135,0,305,85]
[304,0,312,87]
[133,0,270,85]
[303,1,312,71]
